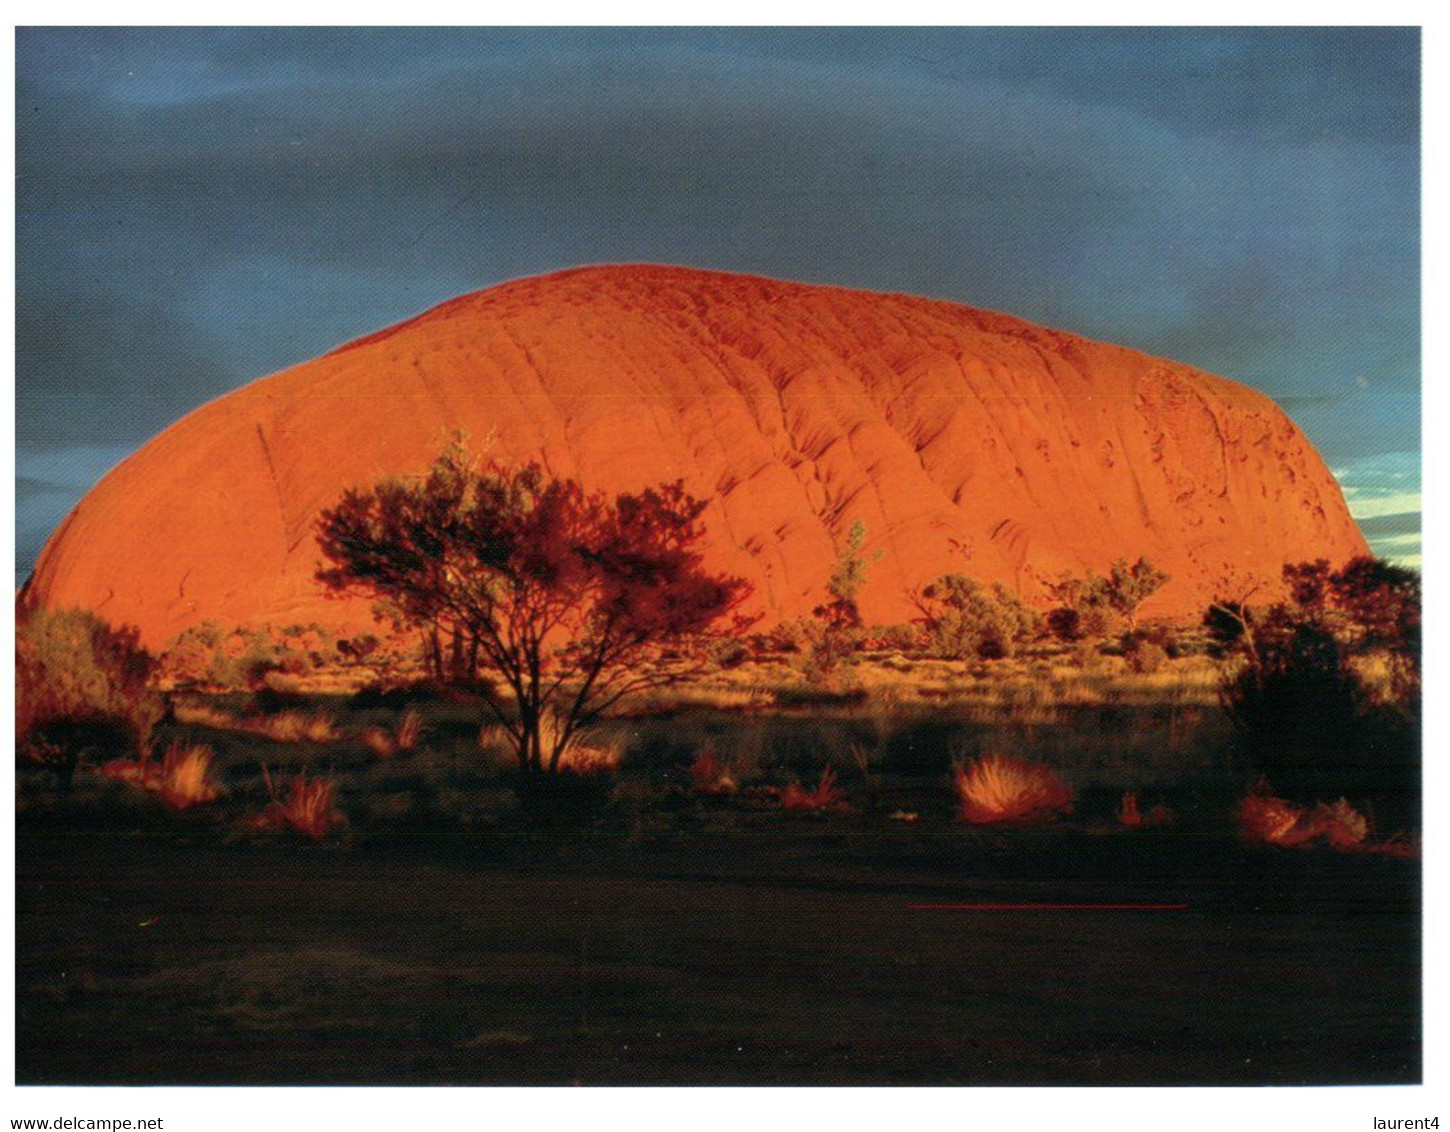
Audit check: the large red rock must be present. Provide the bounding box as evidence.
[24,265,1368,647]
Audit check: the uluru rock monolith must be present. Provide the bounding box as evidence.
[23,265,1368,647]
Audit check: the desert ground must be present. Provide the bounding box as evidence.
[16,647,1420,1085]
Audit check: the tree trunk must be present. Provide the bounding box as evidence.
[448,629,466,684]
[425,628,444,682]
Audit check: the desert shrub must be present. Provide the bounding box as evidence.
[162,622,345,690]
[360,709,422,760]
[1046,606,1083,642]
[911,575,1040,659]
[705,638,751,670]
[1215,558,1419,811]
[158,621,226,685]
[534,710,626,775]
[250,710,340,744]
[1049,557,1169,636]
[1236,783,1391,852]
[800,621,863,687]
[395,709,423,750]
[798,520,882,687]
[816,519,878,631]
[1129,621,1183,657]
[1053,603,1111,641]
[16,606,162,783]
[210,626,284,689]
[1222,620,1384,796]
[1202,600,1251,658]
[749,619,809,655]
[868,623,923,652]
[336,633,381,665]
[1122,634,1168,675]
[173,699,242,731]
[362,726,398,759]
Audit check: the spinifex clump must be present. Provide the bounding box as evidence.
[247,768,346,840]
[690,743,738,795]
[1238,782,1369,851]
[101,741,221,810]
[781,766,848,812]
[953,753,1072,824]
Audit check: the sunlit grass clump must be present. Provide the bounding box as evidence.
[247,769,346,840]
[102,741,221,810]
[690,744,738,795]
[173,700,240,730]
[174,699,340,744]
[555,741,625,775]
[251,710,340,744]
[953,753,1072,824]
[1238,784,1371,851]
[781,766,848,812]
[362,709,424,758]
[535,710,625,774]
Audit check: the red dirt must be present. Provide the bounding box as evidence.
[23,264,1367,647]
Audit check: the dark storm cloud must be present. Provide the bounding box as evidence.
[14,27,1420,576]
[17,284,234,449]
[18,30,1176,446]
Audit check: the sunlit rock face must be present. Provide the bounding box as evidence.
[24,264,1367,646]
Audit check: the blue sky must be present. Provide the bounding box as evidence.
[14,27,1421,577]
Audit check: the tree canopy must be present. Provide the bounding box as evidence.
[316,444,750,772]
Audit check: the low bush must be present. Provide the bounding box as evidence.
[912,575,1041,660]
[1123,637,1168,675]
[16,606,163,784]
[1213,557,1420,816]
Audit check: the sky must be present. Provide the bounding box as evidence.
[13,27,1421,579]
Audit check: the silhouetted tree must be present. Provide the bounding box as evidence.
[316,445,750,773]
[1213,556,1420,815]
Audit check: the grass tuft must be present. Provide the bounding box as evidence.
[781,766,848,812]
[247,768,346,840]
[101,741,220,810]
[953,753,1072,824]
[689,743,738,795]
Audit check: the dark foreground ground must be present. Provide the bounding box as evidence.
[16,824,1419,1085]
